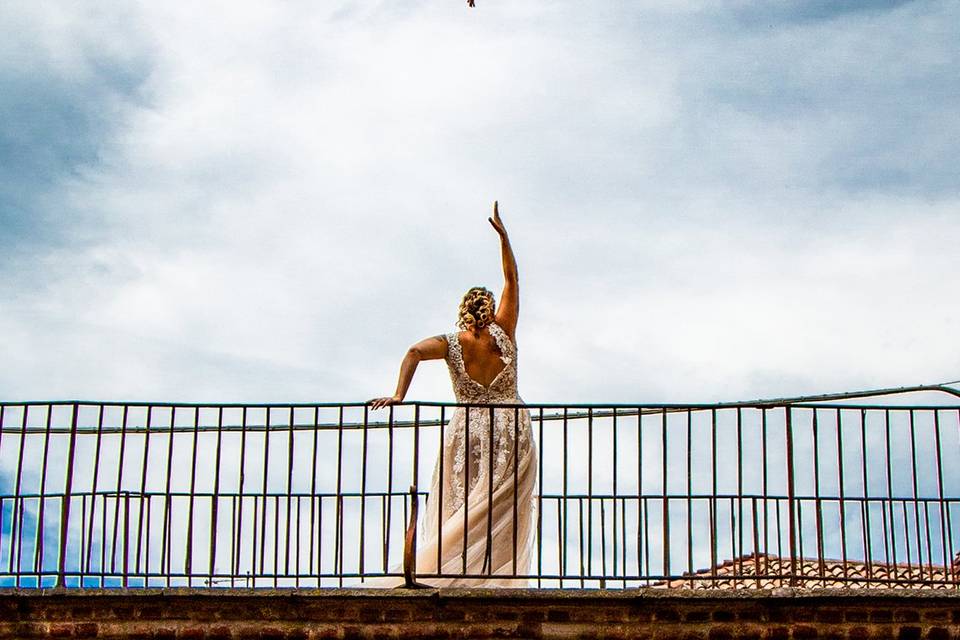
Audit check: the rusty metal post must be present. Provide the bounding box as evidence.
[402,485,428,589]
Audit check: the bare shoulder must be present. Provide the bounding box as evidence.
[410,334,449,360]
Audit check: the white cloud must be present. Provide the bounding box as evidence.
[0,0,957,405]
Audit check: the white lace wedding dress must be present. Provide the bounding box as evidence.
[416,322,538,586]
[366,322,537,587]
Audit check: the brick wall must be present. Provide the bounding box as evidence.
[2,587,959,639]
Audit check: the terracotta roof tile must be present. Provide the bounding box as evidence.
[655,553,959,589]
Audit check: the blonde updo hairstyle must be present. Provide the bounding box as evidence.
[457,287,496,332]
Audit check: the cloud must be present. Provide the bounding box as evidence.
[0,1,957,405]
[4,1,960,591]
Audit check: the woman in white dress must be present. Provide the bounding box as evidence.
[369,203,537,587]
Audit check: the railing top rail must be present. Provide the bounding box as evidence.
[2,381,958,410]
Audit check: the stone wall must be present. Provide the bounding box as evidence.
[2,587,959,639]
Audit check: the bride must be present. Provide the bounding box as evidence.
[369,202,537,587]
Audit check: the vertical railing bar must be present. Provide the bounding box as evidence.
[379,495,386,575]
[923,499,934,579]
[860,409,873,582]
[85,405,105,580]
[295,493,302,583]
[561,407,567,581]
[335,406,344,587]
[10,405,28,584]
[728,495,736,582]
[56,403,80,587]
[359,405,370,580]
[883,409,894,568]
[380,491,390,572]
[775,496,783,568]
[620,496,626,585]
[462,405,471,575]
[709,408,717,580]
[612,407,618,580]
[111,406,128,584]
[404,403,420,580]
[34,405,55,583]
[536,407,543,588]
[908,409,924,580]
[104,490,112,586]
[836,408,848,578]
[661,408,669,580]
[785,406,798,586]
[79,494,88,586]
[761,408,769,576]
[309,406,319,580]
[859,496,870,585]
[637,408,643,580]
[122,491,130,587]
[260,407,272,585]
[145,488,153,585]
[512,405,519,576]
[812,408,824,580]
[234,407,248,585]
[751,496,760,588]
[161,407,176,587]
[286,406,295,581]
[933,410,950,582]
[185,406,201,583]
[736,407,743,578]
[230,495,237,588]
[401,491,409,580]
[902,500,914,581]
[587,407,593,579]
[413,402,421,487]
[208,406,224,585]
[272,490,280,585]
[251,493,260,584]
[922,425,937,580]
[556,496,562,587]
[578,496,585,587]
[950,409,960,584]
[315,496,322,586]
[642,496,650,586]
[485,405,494,575]
[438,405,446,577]
[600,498,607,586]
[686,409,692,578]
[385,404,395,574]
[412,407,423,568]
[135,406,152,581]
[796,497,804,586]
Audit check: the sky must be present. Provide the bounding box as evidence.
[1,0,959,406]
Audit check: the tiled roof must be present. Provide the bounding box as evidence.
[657,553,959,589]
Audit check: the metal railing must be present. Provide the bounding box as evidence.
[1,384,960,589]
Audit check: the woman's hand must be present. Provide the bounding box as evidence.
[368,395,402,410]
[488,201,507,237]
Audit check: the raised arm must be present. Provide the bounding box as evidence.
[489,201,519,339]
[369,335,447,409]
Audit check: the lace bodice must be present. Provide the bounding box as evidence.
[444,322,520,404]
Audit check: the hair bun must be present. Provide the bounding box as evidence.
[457,287,496,331]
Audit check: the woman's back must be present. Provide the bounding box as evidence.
[456,327,508,387]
